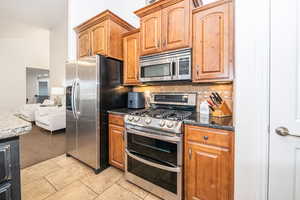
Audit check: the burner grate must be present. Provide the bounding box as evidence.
[129,109,192,121]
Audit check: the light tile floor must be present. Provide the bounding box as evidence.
[21,154,162,200]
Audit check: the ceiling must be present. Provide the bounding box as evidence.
[0,0,67,30]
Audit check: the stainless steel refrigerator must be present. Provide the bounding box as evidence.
[65,55,129,173]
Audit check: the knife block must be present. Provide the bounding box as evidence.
[211,101,232,117]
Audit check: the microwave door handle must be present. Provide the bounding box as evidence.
[172,61,176,76]
[125,149,181,173]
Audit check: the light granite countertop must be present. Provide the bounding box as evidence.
[0,115,32,140]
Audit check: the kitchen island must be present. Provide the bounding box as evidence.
[0,114,31,200]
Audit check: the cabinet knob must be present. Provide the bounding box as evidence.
[203,136,209,140]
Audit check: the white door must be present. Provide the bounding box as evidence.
[269,0,300,199]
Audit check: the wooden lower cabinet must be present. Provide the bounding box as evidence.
[184,125,234,200]
[109,114,125,170]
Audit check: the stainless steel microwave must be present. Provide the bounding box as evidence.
[140,48,192,82]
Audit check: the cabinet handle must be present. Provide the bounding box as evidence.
[157,41,160,48]
[123,131,125,141]
[196,65,200,77]
[163,39,166,47]
[189,148,192,160]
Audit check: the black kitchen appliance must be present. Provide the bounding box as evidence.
[127,92,145,109]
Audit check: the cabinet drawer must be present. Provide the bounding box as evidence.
[109,114,124,126]
[0,183,12,200]
[0,144,12,184]
[185,125,232,148]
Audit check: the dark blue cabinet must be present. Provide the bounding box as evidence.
[0,144,12,184]
[0,138,20,200]
[0,184,11,200]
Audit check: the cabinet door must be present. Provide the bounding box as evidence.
[192,2,233,82]
[0,144,11,184]
[78,30,91,58]
[91,21,107,56]
[162,0,190,51]
[123,32,140,85]
[140,10,162,55]
[109,124,125,170]
[0,184,12,200]
[185,142,232,200]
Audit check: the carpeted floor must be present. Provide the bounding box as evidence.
[19,125,66,169]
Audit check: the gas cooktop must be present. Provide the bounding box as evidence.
[129,108,192,121]
[125,93,197,134]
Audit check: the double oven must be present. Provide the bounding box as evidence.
[125,124,182,200]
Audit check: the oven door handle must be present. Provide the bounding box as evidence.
[126,149,181,173]
[125,128,181,143]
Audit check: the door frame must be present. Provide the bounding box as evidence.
[234,0,270,200]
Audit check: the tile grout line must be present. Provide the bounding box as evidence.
[39,177,58,200]
[80,174,124,198]
[116,180,148,200]
[45,173,92,192]
[79,179,101,197]
[43,176,59,192]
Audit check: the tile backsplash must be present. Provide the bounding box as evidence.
[133,83,233,112]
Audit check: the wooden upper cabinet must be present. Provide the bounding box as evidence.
[192,1,234,82]
[162,0,190,51]
[185,125,234,200]
[135,0,191,56]
[140,11,162,55]
[123,30,140,85]
[78,30,91,58]
[74,10,135,60]
[91,21,107,55]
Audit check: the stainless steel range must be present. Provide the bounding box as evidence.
[124,93,197,200]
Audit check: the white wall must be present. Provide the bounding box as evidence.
[68,0,145,59]
[0,26,50,113]
[234,0,270,199]
[49,15,68,89]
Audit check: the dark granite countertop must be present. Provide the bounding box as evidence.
[184,113,234,131]
[107,108,143,116]
[107,108,234,131]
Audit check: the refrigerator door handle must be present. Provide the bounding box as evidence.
[71,80,76,119]
[74,79,80,119]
